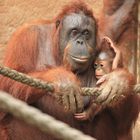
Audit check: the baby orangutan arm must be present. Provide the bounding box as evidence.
[75,68,138,130]
[95,68,135,106]
[103,36,123,69]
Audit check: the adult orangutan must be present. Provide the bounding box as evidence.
[0,1,139,140]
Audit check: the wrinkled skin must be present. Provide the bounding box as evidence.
[60,13,96,73]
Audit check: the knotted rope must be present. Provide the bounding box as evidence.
[0,65,100,96]
[0,65,139,105]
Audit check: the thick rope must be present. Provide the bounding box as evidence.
[0,65,100,96]
[0,91,96,140]
[0,65,139,100]
[0,65,54,92]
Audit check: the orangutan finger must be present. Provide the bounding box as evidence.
[96,75,107,86]
[74,115,87,120]
[74,92,84,113]
[54,94,63,104]
[62,94,70,111]
[69,91,76,113]
[74,112,85,116]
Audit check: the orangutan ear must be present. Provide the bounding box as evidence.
[56,20,61,28]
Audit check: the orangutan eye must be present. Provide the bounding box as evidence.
[100,64,104,67]
[94,63,98,69]
[83,30,90,39]
[84,30,89,35]
[71,29,79,37]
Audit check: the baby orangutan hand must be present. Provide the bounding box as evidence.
[95,69,135,106]
[74,102,102,121]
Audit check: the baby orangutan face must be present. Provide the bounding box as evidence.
[94,51,113,80]
[94,59,112,80]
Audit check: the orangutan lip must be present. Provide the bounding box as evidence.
[70,55,89,63]
[96,75,102,78]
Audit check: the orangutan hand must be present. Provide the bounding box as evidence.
[44,67,84,113]
[74,111,89,121]
[55,84,83,113]
[95,69,135,106]
[74,103,102,121]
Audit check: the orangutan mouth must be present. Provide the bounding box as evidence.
[70,55,89,64]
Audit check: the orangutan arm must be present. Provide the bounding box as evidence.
[99,0,136,42]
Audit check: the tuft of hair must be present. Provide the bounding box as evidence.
[56,0,95,21]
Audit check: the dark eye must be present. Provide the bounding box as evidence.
[83,30,90,39]
[71,29,79,37]
[94,63,98,69]
[100,64,104,67]
[84,30,89,35]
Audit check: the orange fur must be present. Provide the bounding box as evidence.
[0,1,139,140]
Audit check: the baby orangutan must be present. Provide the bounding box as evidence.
[75,37,123,121]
